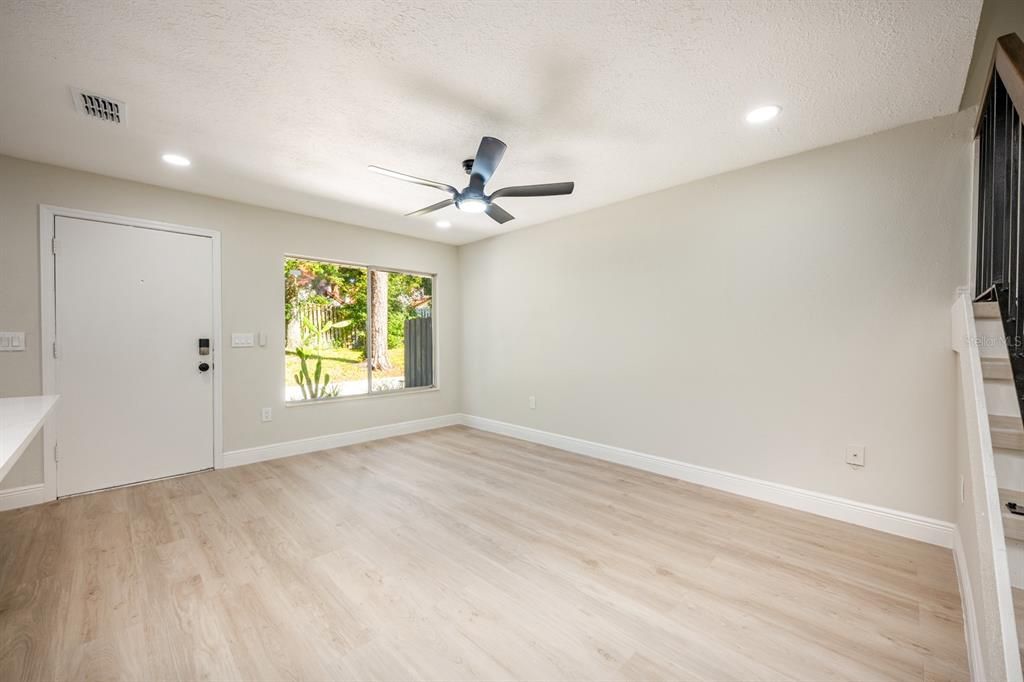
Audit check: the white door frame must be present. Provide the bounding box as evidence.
[39,205,223,501]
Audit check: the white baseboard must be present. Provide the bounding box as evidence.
[0,483,49,512]
[222,413,462,468]
[1,413,957,553]
[460,414,955,548]
[953,529,985,682]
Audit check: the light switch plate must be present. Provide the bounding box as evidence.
[845,445,866,467]
[231,333,255,348]
[0,332,25,351]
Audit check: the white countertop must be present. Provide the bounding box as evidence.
[0,395,59,485]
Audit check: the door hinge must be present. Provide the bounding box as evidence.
[52,340,58,358]
[51,237,59,255]
[54,443,58,463]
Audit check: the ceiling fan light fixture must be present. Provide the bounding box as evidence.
[369,136,574,226]
[457,197,488,213]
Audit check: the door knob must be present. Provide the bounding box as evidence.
[198,362,211,373]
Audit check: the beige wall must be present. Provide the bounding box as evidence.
[0,108,977,522]
[459,110,974,521]
[0,155,460,489]
[960,0,1024,110]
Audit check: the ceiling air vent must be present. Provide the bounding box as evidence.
[71,88,125,124]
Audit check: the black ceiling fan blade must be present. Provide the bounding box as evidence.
[484,203,515,224]
[405,198,454,217]
[470,137,507,184]
[368,165,458,195]
[490,182,575,199]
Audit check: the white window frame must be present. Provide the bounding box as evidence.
[283,254,438,406]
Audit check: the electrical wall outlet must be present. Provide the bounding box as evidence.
[845,445,866,467]
[261,407,272,422]
[529,396,536,409]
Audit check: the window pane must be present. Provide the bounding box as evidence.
[369,270,433,392]
[284,259,368,400]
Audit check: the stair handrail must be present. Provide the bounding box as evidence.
[974,33,1024,137]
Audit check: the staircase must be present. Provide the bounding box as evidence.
[975,300,1024,658]
[960,32,1024,678]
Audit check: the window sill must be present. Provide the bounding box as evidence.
[284,386,439,408]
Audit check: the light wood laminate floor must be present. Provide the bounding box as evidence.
[0,426,967,681]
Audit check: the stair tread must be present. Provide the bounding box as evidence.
[990,414,1023,431]
[982,356,1014,380]
[975,301,1002,319]
[999,488,1024,505]
[990,415,1024,451]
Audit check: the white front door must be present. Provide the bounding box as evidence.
[54,216,215,496]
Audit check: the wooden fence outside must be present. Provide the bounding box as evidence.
[287,303,363,349]
[404,317,433,388]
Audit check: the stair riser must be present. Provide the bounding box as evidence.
[1007,540,1024,589]
[986,381,1023,418]
[996,450,1024,486]
[976,317,1005,334]
[1006,513,1024,542]
[976,318,1010,358]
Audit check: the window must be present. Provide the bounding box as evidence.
[284,257,434,402]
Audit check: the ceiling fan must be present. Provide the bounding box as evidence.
[368,136,574,224]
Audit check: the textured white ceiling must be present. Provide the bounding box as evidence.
[0,0,981,245]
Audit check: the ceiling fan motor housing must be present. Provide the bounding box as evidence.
[368,136,574,225]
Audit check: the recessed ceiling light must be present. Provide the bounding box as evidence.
[161,153,191,167]
[745,105,781,124]
[436,220,452,229]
